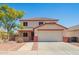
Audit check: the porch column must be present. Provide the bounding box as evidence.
[34,34,38,42]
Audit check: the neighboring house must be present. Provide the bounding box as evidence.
[18,17,67,42]
[68,25,79,37]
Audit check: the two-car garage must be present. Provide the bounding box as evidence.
[38,30,63,42]
[34,23,67,42]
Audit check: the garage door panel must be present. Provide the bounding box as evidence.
[38,31,63,42]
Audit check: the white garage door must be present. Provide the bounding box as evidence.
[38,31,63,42]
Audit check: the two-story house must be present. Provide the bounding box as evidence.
[18,17,67,42]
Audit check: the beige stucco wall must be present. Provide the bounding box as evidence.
[21,21,57,28]
[68,30,79,37]
[34,24,66,36]
[19,31,32,42]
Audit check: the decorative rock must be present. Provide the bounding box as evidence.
[15,37,24,43]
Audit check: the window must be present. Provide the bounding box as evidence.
[39,22,43,25]
[23,22,28,26]
[23,33,28,37]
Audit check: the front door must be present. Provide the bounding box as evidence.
[22,32,34,42]
[31,32,34,41]
[23,32,29,42]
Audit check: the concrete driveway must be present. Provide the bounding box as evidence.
[0,42,79,55]
[38,42,79,55]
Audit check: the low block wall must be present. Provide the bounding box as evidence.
[63,37,69,42]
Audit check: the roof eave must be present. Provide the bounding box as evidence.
[19,19,58,21]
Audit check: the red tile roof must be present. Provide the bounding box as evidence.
[34,23,68,29]
[19,17,58,21]
[69,25,79,30]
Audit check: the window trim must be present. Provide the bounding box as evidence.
[23,32,28,37]
[39,22,43,25]
[23,22,28,26]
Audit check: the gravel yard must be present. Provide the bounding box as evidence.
[0,41,25,51]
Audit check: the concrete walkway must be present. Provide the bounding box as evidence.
[18,42,33,51]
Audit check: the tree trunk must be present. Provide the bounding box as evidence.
[6,29,10,42]
[7,32,9,42]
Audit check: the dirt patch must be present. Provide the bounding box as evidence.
[0,42,25,51]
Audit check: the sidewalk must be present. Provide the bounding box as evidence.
[18,42,33,51]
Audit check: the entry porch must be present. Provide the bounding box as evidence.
[18,29,34,42]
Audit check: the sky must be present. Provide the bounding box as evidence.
[1,3,79,27]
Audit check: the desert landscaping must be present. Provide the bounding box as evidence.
[0,4,79,55]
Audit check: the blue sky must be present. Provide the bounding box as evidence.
[1,3,79,27]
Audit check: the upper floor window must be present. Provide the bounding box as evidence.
[23,32,28,37]
[39,22,43,25]
[23,22,28,26]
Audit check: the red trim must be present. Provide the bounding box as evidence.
[38,29,64,31]
[18,30,33,32]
